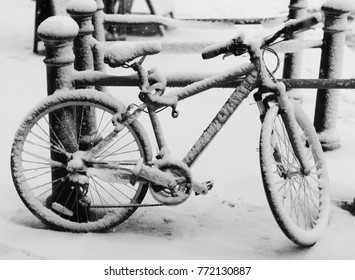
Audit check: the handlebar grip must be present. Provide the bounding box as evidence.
[283,12,322,36]
[201,40,232,59]
[202,34,244,59]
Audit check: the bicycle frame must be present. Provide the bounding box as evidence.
[75,61,257,166]
[66,34,316,198]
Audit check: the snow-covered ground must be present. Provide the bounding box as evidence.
[1,0,355,266]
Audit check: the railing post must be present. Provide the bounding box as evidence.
[66,0,98,73]
[92,0,107,75]
[66,0,102,151]
[282,0,308,81]
[314,0,354,151]
[68,0,106,82]
[37,16,80,209]
[93,0,106,42]
[37,16,78,95]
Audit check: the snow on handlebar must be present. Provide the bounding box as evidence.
[263,12,322,46]
[201,34,245,59]
[282,12,322,37]
[201,13,322,60]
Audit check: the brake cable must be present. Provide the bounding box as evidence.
[262,47,281,79]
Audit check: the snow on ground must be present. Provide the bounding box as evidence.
[1,0,355,261]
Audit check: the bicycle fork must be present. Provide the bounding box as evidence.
[256,83,313,175]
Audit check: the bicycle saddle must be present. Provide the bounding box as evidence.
[104,41,162,67]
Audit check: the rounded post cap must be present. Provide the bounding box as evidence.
[38,16,79,42]
[66,0,98,16]
[322,0,355,13]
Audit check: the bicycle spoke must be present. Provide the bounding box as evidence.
[39,118,67,152]
[23,165,53,172]
[22,150,65,168]
[98,148,140,159]
[43,114,74,153]
[93,112,113,145]
[77,105,85,144]
[89,178,116,207]
[94,130,131,159]
[31,176,64,191]
[93,109,109,144]
[50,109,79,151]
[97,139,137,161]
[29,130,68,156]
[63,108,79,150]
[90,177,130,205]
[275,117,295,158]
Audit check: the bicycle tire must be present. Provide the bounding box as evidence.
[11,89,152,232]
[259,102,330,247]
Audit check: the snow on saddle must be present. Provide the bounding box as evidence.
[104,41,162,68]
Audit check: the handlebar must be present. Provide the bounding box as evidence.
[283,12,322,36]
[201,35,245,59]
[264,12,322,46]
[201,12,322,60]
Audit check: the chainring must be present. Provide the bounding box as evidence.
[149,161,192,205]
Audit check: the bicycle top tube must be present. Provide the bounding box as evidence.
[156,62,255,105]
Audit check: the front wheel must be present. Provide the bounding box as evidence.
[259,103,330,247]
[11,89,152,232]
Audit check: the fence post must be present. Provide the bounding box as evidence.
[282,0,308,81]
[92,0,107,75]
[66,0,98,73]
[37,16,81,210]
[37,16,78,95]
[93,0,106,42]
[66,0,103,152]
[314,0,354,151]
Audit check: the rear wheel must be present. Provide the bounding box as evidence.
[11,90,152,232]
[259,103,330,246]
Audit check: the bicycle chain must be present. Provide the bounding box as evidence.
[90,202,179,209]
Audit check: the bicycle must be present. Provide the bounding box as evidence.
[11,13,330,247]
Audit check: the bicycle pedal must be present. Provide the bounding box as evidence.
[51,202,74,217]
[195,180,214,196]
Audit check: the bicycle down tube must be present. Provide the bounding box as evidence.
[180,64,259,167]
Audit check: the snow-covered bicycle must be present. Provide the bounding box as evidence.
[11,13,330,246]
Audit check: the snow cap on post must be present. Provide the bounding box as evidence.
[37,16,78,77]
[66,0,98,16]
[37,16,79,43]
[95,0,104,10]
[67,0,97,36]
[322,0,355,13]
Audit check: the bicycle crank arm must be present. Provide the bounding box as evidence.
[137,164,210,195]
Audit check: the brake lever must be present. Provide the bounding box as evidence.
[222,53,233,59]
[228,42,249,57]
